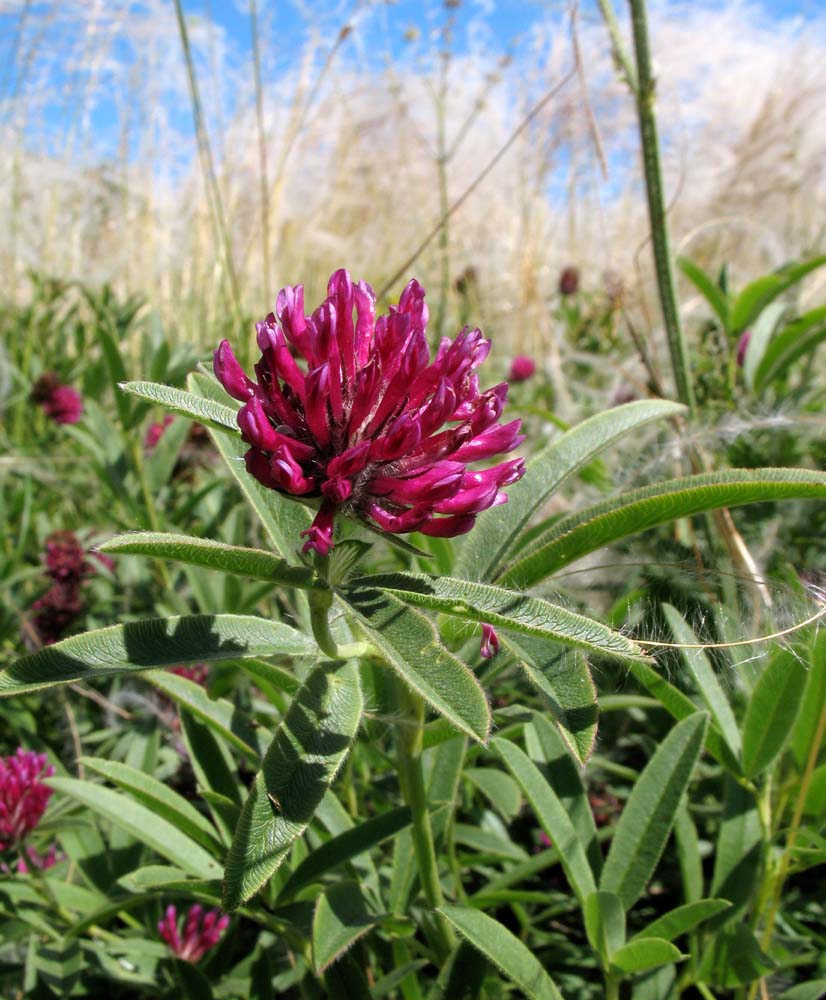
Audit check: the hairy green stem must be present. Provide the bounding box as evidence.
[627,0,696,415]
[395,682,455,961]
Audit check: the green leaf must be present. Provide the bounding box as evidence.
[741,646,807,777]
[356,573,647,664]
[0,614,313,696]
[630,899,732,943]
[729,256,826,334]
[740,300,785,392]
[493,737,597,904]
[790,632,826,769]
[79,757,223,856]
[279,807,411,901]
[464,769,522,822]
[626,660,740,773]
[677,256,730,330]
[501,469,826,586]
[752,306,826,393]
[778,982,826,1000]
[47,777,221,878]
[312,882,379,974]
[662,605,742,759]
[456,399,685,582]
[223,660,362,910]
[149,672,268,762]
[439,905,564,1000]
[673,800,703,905]
[338,585,490,743]
[584,890,625,962]
[506,639,598,765]
[100,532,323,590]
[696,924,775,987]
[120,380,240,431]
[525,713,602,875]
[188,370,312,564]
[600,714,708,909]
[610,938,683,975]
[709,777,762,925]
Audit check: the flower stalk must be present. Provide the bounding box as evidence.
[627,0,696,416]
[395,681,455,961]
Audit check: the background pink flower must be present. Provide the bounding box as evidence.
[508,356,536,383]
[0,750,55,851]
[158,904,229,963]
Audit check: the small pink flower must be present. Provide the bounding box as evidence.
[17,843,60,874]
[31,374,83,424]
[508,356,536,383]
[158,904,229,963]
[170,664,209,687]
[480,623,500,659]
[44,531,90,583]
[145,414,175,451]
[736,330,751,367]
[31,582,85,645]
[558,266,580,297]
[215,270,525,555]
[0,750,55,851]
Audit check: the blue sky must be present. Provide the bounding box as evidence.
[1,0,822,164]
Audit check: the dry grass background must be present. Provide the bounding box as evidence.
[2,0,826,361]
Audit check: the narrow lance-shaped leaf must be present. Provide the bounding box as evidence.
[312,881,381,974]
[610,939,683,975]
[493,737,597,904]
[626,659,741,775]
[223,660,362,910]
[150,672,269,762]
[79,757,224,857]
[47,777,221,879]
[501,469,826,586]
[752,306,826,393]
[742,302,786,391]
[630,899,732,943]
[584,890,626,963]
[741,646,807,778]
[100,532,324,590]
[456,399,685,582]
[677,256,730,330]
[354,573,647,664]
[120,380,240,432]
[279,807,412,901]
[439,905,564,1000]
[600,713,708,909]
[662,605,742,759]
[728,255,826,334]
[506,637,598,766]
[525,713,602,875]
[0,615,314,696]
[338,585,491,743]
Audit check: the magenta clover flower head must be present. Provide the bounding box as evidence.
[508,356,536,383]
[214,270,526,556]
[170,663,210,687]
[0,750,55,852]
[30,374,83,425]
[158,904,229,963]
